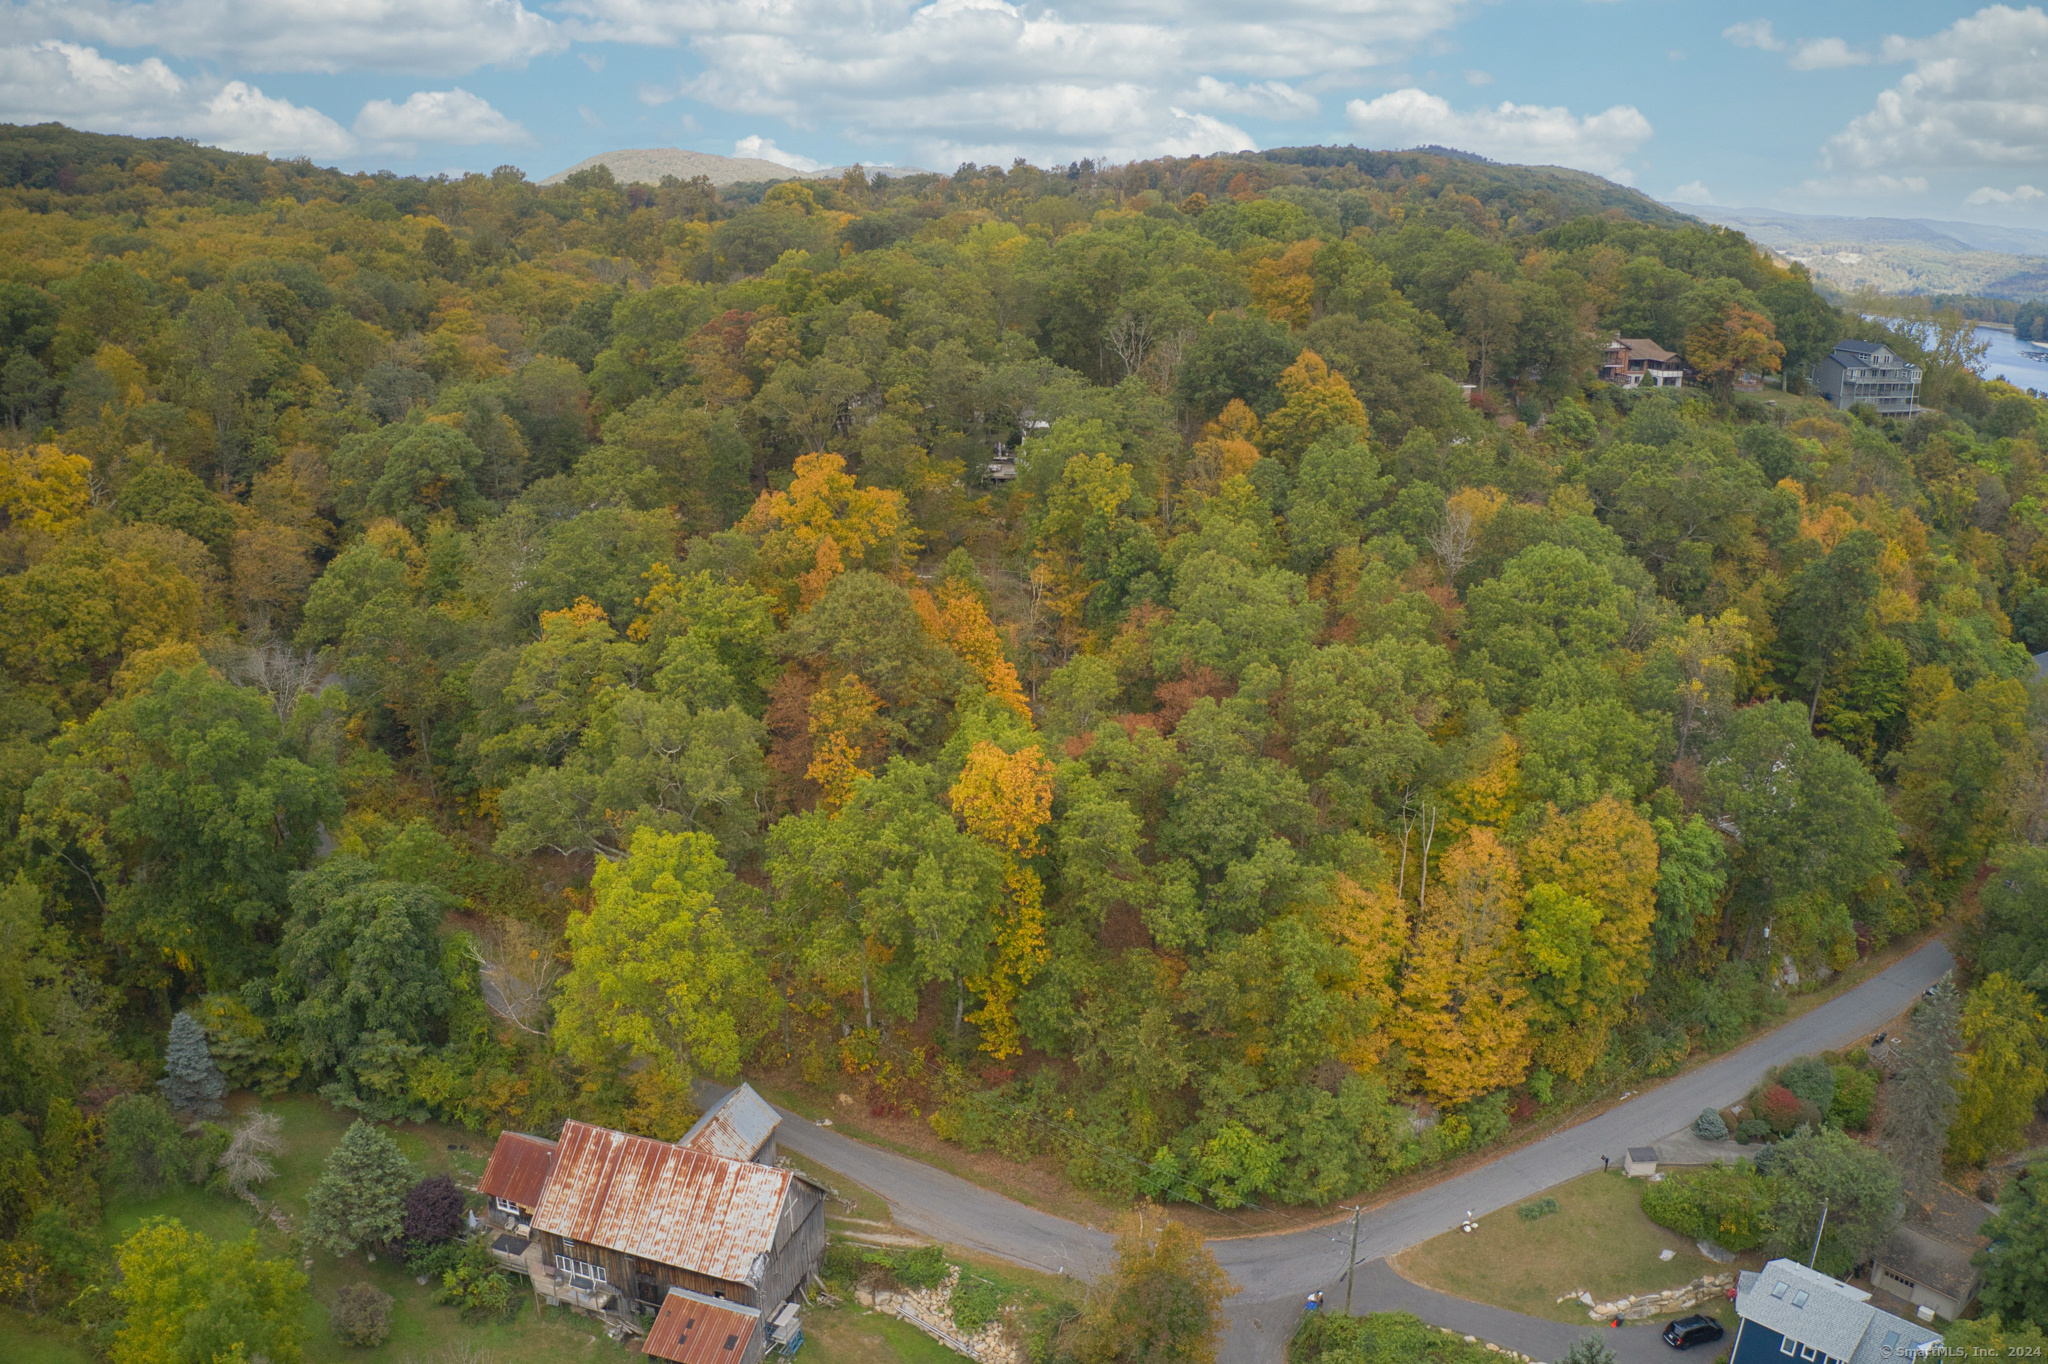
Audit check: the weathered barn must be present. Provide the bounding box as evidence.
[527,1119,826,1318]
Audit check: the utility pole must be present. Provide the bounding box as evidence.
[1342,1205,1363,1314]
[1808,1199,1829,1269]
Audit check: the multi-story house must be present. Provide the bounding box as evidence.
[1813,341,1923,415]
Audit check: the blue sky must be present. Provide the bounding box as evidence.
[0,0,2041,224]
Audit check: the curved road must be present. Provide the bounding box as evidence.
[729,937,1952,1364]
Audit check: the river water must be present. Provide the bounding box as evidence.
[1975,325,2048,390]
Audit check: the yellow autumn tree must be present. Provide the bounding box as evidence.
[1314,873,1407,1069]
[1394,829,1533,1103]
[949,740,1056,1058]
[0,444,93,538]
[1186,401,1261,495]
[912,580,1031,720]
[1518,797,1660,1079]
[1257,350,1368,466]
[737,452,919,617]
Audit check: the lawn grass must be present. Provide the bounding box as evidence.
[0,1310,92,1364]
[1394,1170,1751,1325]
[0,1091,641,1364]
[801,1306,972,1364]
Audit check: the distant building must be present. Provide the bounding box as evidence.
[1870,1183,1993,1322]
[1600,336,1687,389]
[1813,341,1923,415]
[1730,1258,1942,1364]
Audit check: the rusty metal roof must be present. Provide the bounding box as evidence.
[679,1084,779,1163]
[478,1131,558,1209]
[642,1286,761,1364]
[533,1121,792,1286]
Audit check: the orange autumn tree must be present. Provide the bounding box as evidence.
[1186,401,1261,495]
[949,740,1057,1057]
[806,672,897,811]
[1248,240,1319,329]
[912,579,1031,720]
[736,452,919,617]
[1394,828,1534,1103]
[1314,873,1408,1069]
[1684,303,1784,403]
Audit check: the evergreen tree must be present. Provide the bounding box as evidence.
[1978,1164,2048,1332]
[303,1120,413,1258]
[157,1011,226,1118]
[1883,977,1962,1195]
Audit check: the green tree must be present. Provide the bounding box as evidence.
[1893,678,2029,877]
[111,1217,307,1364]
[157,1011,225,1118]
[1702,702,1896,966]
[0,877,115,1119]
[1883,977,1962,1195]
[1766,1125,1902,1278]
[22,667,339,990]
[1980,846,2048,993]
[1067,1208,1234,1364]
[1950,973,2048,1168]
[1978,1165,2048,1330]
[1776,530,1882,725]
[555,829,775,1092]
[303,1120,413,1258]
[272,857,454,1112]
[101,1093,189,1199]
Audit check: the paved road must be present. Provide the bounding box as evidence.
[721,937,1952,1363]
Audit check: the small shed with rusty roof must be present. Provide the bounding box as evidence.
[641,1286,764,1364]
[531,1119,825,1319]
[680,1084,781,1165]
[479,1131,559,1223]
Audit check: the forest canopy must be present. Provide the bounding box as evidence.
[2,121,2046,1243]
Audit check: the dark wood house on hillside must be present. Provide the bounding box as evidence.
[525,1118,826,1318]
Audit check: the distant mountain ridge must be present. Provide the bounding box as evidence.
[541,147,933,187]
[1666,202,2048,300]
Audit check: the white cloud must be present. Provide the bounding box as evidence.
[1965,183,2045,203]
[1826,5,2048,171]
[565,0,1469,164]
[734,135,826,172]
[1723,20,1784,51]
[354,89,530,155]
[1800,173,1931,198]
[1671,180,1713,203]
[1344,88,1653,180]
[1188,76,1318,118]
[1464,69,1493,85]
[1788,37,1871,70]
[14,0,564,76]
[0,39,352,155]
[579,104,605,129]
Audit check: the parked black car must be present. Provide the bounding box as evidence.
[1663,1315,1726,1350]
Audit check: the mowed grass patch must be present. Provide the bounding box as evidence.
[801,1306,976,1364]
[1394,1170,1736,1324]
[0,1310,93,1364]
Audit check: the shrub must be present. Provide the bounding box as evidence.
[1462,1092,1511,1148]
[1829,1066,1876,1131]
[405,1237,466,1281]
[1775,1057,1837,1117]
[891,1244,951,1290]
[1294,1310,1503,1364]
[1517,1197,1559,1221]
[436,1236,513,1320]
[1693,1108,1729,1141]
[1736,1117,1773,1144]
[951,1273,1003,1332]
[1562,1339,1620,1364]
[1640,1164,1772,1251]
[332,1282,394,1347]
[102,1093,190,1198]
[1757,1084,1817,1136]
[403,1174,465,1245]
